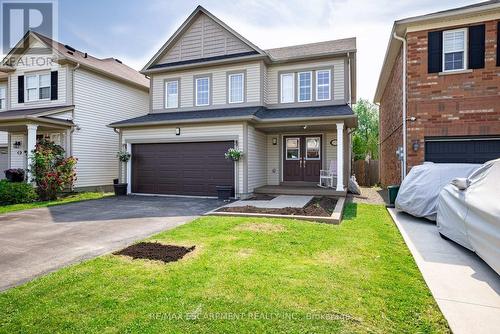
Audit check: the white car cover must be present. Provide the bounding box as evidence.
[395,162,480,220]
[437,159,500,275]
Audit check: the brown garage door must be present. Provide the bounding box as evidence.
[131,141,234,196]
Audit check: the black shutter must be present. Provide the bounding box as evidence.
[497,22,500,66]
[17,75,24,103]
[468,25,485,69]
[50,71,58,100]
[428,31,443,73]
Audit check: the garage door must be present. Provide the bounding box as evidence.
[131,141,234,196]
[425,137,500,163]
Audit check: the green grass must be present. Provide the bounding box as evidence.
[0,192,113,214]
[0,204,449,333]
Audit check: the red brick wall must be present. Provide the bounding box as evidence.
[406,19,500,169]
[379,48,403,186]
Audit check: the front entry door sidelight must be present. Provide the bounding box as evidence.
[283,135,322,182]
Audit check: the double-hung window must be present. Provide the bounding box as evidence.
[297,71,312,102]
[443,28,467,72]
[228,73,244,103]
[165,80,179,108]
[25,73,50,101]
[280,73,294,103]
[316,70,331,101]
[195,77,210,106]
[0,87,5,109]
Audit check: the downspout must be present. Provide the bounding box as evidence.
[393,32,407,181]
[347,52,352,106]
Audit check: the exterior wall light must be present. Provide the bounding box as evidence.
[13,141,22,149]
[412,140,420,152]
[272,137,277,145]
[175,127,181,136]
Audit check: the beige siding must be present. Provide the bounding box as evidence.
[158,13,253,64]
[120,123,245,196]
[9,133,25,169]
[325,131,338,168]
[266,134,280,185]
[266,58,345,105]
[247,125,267,192]
[262,63,269,105]
[72,68,149,188]
[151,61,261,111]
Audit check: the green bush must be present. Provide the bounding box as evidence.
[0,180,38,205]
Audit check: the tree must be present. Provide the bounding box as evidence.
[352,99,379,160]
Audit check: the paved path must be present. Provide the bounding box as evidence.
[388,208,500,334]
[0,196,221,291]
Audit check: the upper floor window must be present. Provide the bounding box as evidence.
[26,73,50,101]
[316,70,331,101]
[297,71,312,102]
[443,28,467,72]
[195,77,210,106]
[165,80,179,108]
[228,73,244,104]
[280,73,294,103]
[0,87,5,109]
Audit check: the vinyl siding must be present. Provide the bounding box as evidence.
[72,68,149,188]
[120,123,245,196]
[9,133,25,169]
[266,58,346,105]
[247,125,267,192]
[267,134,280,185]
[0,82,7,144]
[49,110,73,120]
[151,61,261,111]
[158,13,253,64]
[325,131,338,169]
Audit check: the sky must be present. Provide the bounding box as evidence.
[53,0,484,101]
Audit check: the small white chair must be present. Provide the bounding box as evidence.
[318,160,337,188]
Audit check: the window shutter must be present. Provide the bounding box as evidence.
[428,31,443,73]
[468,25,485,69]
[17,75,24,103]
[50,71,58,100]
[497,22,500,66]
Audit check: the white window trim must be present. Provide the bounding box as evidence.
[280,73,295,104]
[0,87,5,110]
[297,71,313,102]
[165,80,179,109]
[442,28,468,73]
[25,72,51,102]
[195,77,210,106]
[305,136,321,160]
[316,69,331,101]
[228,73,244,104]
[285,137,301,161]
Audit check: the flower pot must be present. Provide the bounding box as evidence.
[216,185,234,201]
[113,183,128,196]
[5,169,25,182]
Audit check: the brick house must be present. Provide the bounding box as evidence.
[374,1,500,186]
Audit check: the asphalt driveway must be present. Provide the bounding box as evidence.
[0,195,221,291]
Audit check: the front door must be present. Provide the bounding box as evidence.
[283,135,322,182]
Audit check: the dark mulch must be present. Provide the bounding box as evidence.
[242,194,276,201]
[218,197,337,217]
[114,242,195,263]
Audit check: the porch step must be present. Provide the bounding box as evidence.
[254,185,347,197]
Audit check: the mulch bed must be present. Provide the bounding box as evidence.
[218,197,337,217]
[114,242,195,263]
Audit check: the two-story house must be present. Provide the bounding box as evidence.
[0,31,149,190]
[110,6,357,199]
[375,1,500,186]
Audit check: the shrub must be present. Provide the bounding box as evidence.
[4,169,25,182]
[0,180,38,204]
[29,139,78,201]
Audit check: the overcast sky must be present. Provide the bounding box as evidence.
[56,0,483,101]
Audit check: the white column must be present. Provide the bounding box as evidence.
[26,124,38,182]
[126,142,131,193]
[336,123,344,191]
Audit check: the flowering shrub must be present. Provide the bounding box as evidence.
[224,148,243,161]
[29,139,78,201]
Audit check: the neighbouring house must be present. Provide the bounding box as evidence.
[0,31,149,190]
[109,6,357,198]
[375,0,500,186]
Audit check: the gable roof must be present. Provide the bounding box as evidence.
[374,0,500,102]
[0,31,149,90]
[265,38,356,61]
[142,5,267,72]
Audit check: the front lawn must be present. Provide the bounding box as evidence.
[0,192,113,215]
[0,204,449,333]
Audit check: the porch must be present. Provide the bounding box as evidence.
[254,182,347,197]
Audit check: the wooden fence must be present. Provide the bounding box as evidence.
[353,159,380,186]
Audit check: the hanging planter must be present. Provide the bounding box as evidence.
[116,150,131,163]
[224,148,243,161]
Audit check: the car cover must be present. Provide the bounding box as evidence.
[437,159,500,275]
[395,162,480,220]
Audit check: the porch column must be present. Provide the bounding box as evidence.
[26,124,38,183]
[336,123,344,191]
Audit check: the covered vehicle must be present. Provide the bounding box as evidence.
[395,162,480,220]
[437,159,500,275]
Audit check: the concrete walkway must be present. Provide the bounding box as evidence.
[0,196,221,291]
[388,208,500,334]
[225,195,313,209]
